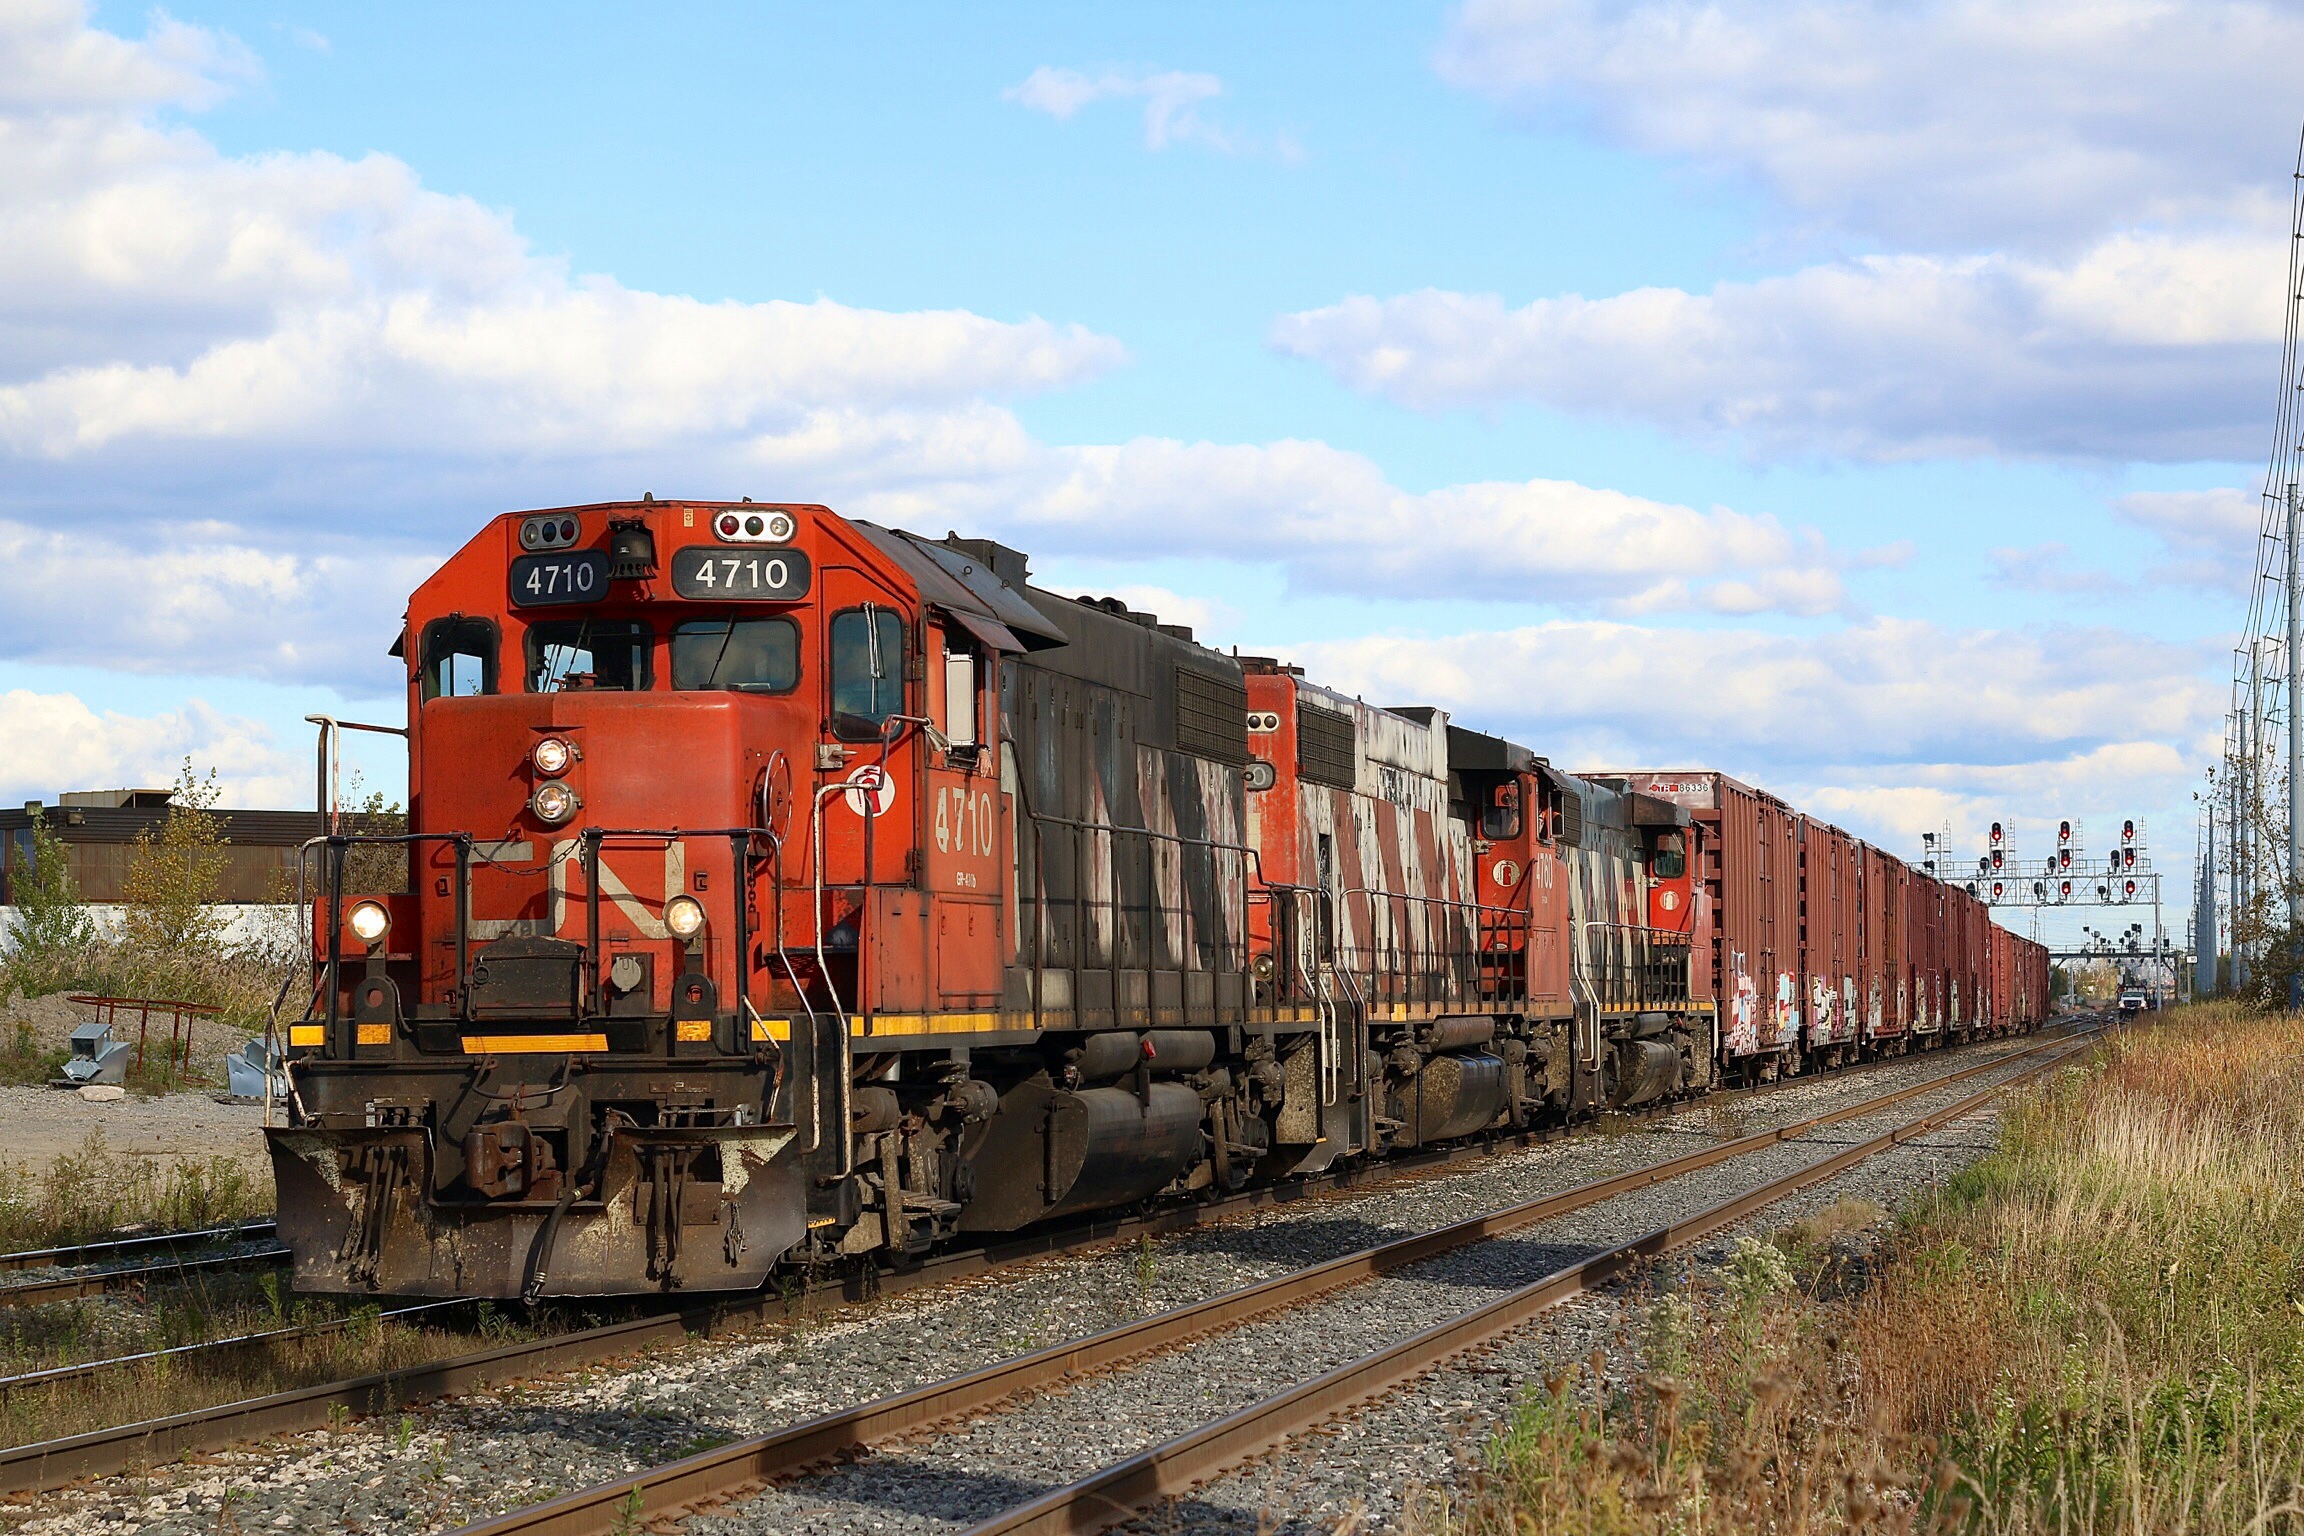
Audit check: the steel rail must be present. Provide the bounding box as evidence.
[0,1220,279,1274]
[0,1246,288,1311]
[0,1021,2082,1495]
[965,1034,2097,1536]
[436,1025,2098,1536]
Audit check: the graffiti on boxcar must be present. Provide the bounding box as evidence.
[1726,951,1758,1052]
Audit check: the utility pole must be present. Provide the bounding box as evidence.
[2241,678,2255,994]
[2197,816,2218,995]
[2290,483,2302,1008]
[2234,710,2247,993]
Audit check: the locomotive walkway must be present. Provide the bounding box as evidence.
[435,1025,2097,1536]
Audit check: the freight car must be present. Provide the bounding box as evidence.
[270,498,2049,1299]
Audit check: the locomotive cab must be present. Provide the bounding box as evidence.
[272,500,1026,1298]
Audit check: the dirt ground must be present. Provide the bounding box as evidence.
[0,993,274,1174]
[0,1084,272,1173]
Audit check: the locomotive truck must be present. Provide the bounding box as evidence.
[270,497,2047,1299]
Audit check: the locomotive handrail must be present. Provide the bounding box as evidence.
[301,714,408,840]
[1016,805,1268,1031]
[1335,884,1525,1013]
[297,830,474,1040]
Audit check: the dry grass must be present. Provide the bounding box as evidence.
[0,1127,270,1253]
[1409,1002,2304,1535]
[0,1283,587,1449]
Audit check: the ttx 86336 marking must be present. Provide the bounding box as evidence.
[273,497,2051,1299]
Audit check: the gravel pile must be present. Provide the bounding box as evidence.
[4,1034,2058,1536]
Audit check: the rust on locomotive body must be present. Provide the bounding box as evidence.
[271,498,2056,1301]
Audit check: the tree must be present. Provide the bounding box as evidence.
[1,817,99,997]
[119,761,233,999]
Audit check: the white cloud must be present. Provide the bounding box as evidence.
[0,689,303,808]
[1004,65,1232,152]
[0,0,1998,723]
[1437,0,2304,252]
[1283,614,2217,856]
[0,519,426,692]
[953,436,1850,615]
[1272,230,2282,461]
[1291,615,2213,770]
[0,3,1125,495]
[1801,741,2195,860]
[0,0,256,114]
[2115,486,2264,593]
[1988,543,2122,597]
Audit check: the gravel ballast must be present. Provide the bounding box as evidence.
[2,1032,2066,1536]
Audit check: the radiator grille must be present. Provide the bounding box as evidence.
[1296,703,1357,790]
[1173,666,1249,766]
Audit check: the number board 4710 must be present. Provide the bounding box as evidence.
[509,551,611,606]
[670,546,813,601]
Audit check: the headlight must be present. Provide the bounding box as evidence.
[531,781,580,825]
[348,900,391,945]
[665,894,706,939]
[532,736,573,776]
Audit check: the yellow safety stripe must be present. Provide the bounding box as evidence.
[461,1033,609,1055]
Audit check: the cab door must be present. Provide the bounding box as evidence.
[816,561,923,1017]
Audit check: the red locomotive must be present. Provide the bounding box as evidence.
[272,497,2051,1298]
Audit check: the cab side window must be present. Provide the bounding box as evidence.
[420,616,499,701]
[1653,832,1687,879]
[1481,782,1522,841]
[829,605,905,738]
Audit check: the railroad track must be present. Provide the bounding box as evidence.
[437,1023,2101,1536]
[0,1219,280,1275]
[0,1244,288,1311]
[0,1019,2092,1496]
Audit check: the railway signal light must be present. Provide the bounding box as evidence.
[2033,880,2046,898]
[2122,847,2135,868]
[1965,881,1979,896]
[2096,883,2109,900]
[1990,821,2004,845]
[2124,879,2138,900]
[2059,819,2072,845]
[1991,848,2003,869]
[2059,879,2073,900]
[1991,881,2004,900]
[2121,818,2135,844]
[2058,848,2071,869]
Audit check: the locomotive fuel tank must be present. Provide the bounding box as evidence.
[958,1078,1205,1230]
[1606,1038,1683,1107]
[1391,1051,1511,1144]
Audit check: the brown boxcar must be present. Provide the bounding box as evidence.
[1906,870,1944,1035]
[1801,820,1863,1054]
[1858,842,1906,1043]
[1608,772,1800,1068]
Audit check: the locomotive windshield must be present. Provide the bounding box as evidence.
[525,619,652,692]
[1652,831,1686,879]
[673,617,801,692]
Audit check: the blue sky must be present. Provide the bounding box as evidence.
[5,0,2285,949]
